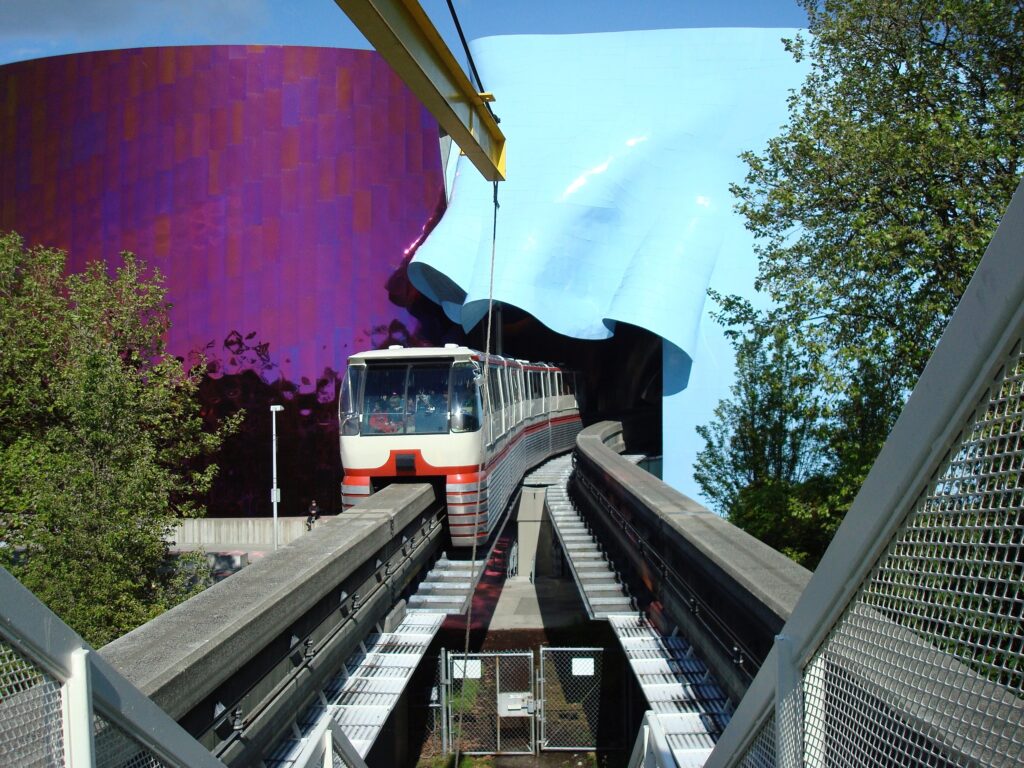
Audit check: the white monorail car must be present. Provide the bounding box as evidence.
[338,344,582,546]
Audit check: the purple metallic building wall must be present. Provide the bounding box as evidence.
[0,46,458,515]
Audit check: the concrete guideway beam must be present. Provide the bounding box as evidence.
[573,420,811,706]
[100,483,441,766]
[333,0,507,181]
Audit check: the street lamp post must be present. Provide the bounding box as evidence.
[270,404,284,551]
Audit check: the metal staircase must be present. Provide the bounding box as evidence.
[539,455,635,618]
[406,555,487,614]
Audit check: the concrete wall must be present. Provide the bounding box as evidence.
[170,516,312,551]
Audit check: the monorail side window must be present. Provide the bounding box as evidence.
[340,365,364,436]
[487,367,501,411]
[451,363,481,432]
[513,368,523,422]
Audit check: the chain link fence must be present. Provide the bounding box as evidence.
[447,651,535,755]
[411,654,447,762]
[539,647,603,750]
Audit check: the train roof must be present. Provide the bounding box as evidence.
[346,345,561,369]
[347,345,475,363]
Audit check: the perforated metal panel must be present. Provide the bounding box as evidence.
[736,715,776,768]
[802,339,1024,767]
[0,639,65,768]
[330,738,352,768]
[94,711,172,768]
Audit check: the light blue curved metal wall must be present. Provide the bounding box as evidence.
[410,28,808,501]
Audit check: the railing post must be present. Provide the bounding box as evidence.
[63,647,95,768]
[322,723,333,768]
[439,649,448,756]
[625,716,649,767]
[774,635,802,768]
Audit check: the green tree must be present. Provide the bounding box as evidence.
[701,0,1023,565]
[0,233,242,646]
[732,0,1024,399]
[694,327,836,566]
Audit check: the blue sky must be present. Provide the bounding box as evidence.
[0,0,807,66]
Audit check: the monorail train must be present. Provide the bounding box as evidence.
[338,344,582,546]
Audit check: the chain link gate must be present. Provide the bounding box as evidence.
[539,647,604,750]
[445,650,536,755]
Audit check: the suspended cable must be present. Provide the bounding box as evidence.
[445,0,498,122]
[454,178,500,767]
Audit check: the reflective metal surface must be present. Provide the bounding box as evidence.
[411,29,806,397]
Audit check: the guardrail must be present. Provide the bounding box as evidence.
[706,180,1024,766]
[1,567,225,768]
[572,420,811,705]
[101,482,443,767]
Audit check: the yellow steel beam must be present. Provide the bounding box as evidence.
[334,0,506,181]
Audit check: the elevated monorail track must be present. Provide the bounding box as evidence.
[102,484,446,767]
[101,421,808,767]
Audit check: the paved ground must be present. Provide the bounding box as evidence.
[427,750,624,767]
[488,576,588,631]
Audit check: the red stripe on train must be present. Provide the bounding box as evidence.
[342,414,582,479]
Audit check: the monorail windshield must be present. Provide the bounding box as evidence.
[340,360,481,436]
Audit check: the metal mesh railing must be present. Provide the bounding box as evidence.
[0,638,65,768]
[94,711,171,768]
[800,339,1024,767]
[736,714,776,768]
[2,567,227,768]
[330,737,353,768]
[540,647,603,750]
[709,188,1024,768]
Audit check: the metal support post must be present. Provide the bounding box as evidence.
[774,634,802,768]
[270,404,283,550]
[322,724,333,768]
[440,649,449,756]
[63,647,95,767]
